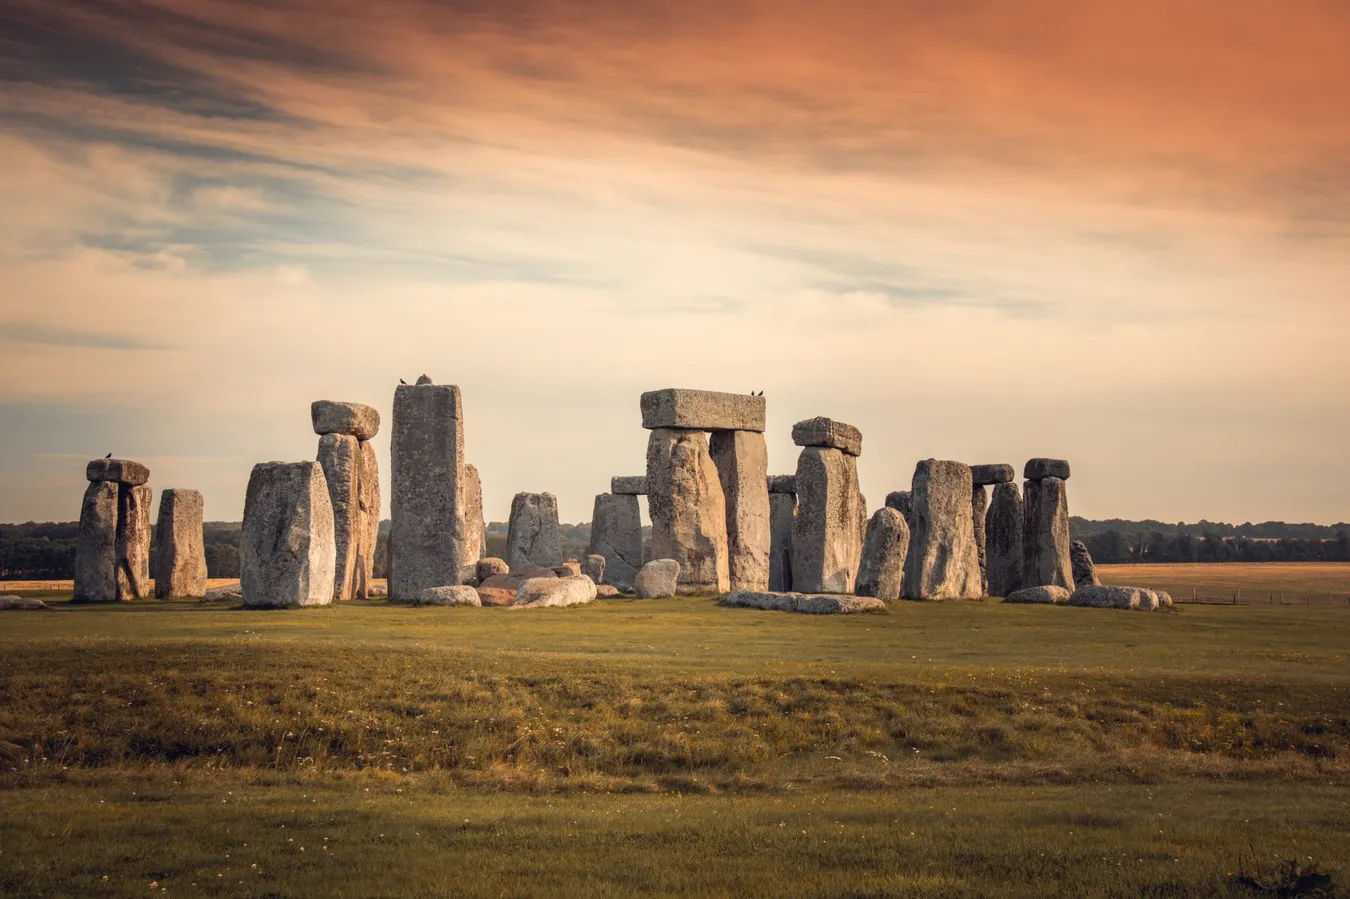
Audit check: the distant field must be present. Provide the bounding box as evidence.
[1099,562,1350,603]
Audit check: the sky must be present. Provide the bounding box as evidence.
[1,0,1348,527]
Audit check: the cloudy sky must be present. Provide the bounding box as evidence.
[1,0,1348,526]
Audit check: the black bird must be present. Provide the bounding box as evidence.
[104,452,112,459]
[399,378,408,385]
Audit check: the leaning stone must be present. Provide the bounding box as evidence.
[595,584,622,598]
[0,596,46,610]
[153,488,207,598]
[791,418,862,456]
[1068,585,1141,609]
[318,433,363,601]
[792,447,864,594]
[1023,477,1072,590]
[640,388,765,432]
[554,561,582,577]
[647,429,730,592]
[1070,540,1101,587]
[767,475,797,494]
[416,585,481,607]
[710,430,771,592]
[390,380,466,599]
[476,587,515,607]
[903,460,982,601]
[476,558,509,581]
[635,559,680,598]
[719,591,799,612]
[512,575,598,608]
[986,482,1024,598]
[240,461,336,608]
[86,458,150,486]
[768,491,796,592]
[970,464,1015,487]
[311,400,380,441]
[611,476,648,495]
[972,485,989,595]
[1004,585,1071,604]
[856,507,909,601]
[795,594,886,615]
[73,480,119,603]
[582,554,606,583]
[507,493,563,572]
[589,494,643,591]
[1024,458,1071,481]
[115,484,152,601]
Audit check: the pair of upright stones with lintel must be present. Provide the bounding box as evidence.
[781,417,866,594]
[312,400,382,600]
[979,458,1073,597]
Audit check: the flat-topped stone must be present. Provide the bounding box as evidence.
[719,591,885,614]
[513,575,598,608]
[1024,458,1071,481]
[390,380,465,598]
[640,388,765,432]
[0,596,46,610]
[791,418,862,456]
[1004,585,1070,604]
[1069,585,1143,609]
[311,400,380,441]
[240,461,336,608]
[767,475,797,494]
[970,464,1015,486]
[86,458,149,486]
[611,476,648,495]
[415,585,481,607]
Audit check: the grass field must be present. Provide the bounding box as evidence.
[2,566,1348,896]
[1098,562,1350,604]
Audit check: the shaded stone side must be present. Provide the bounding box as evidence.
[790,447,863,594]
[768,492,796,592]
[972,484,989,595]
[153,488,206,598]
[589,493,643,590]
[240,461,336,608]
[646,428,730,593]
[463,463,485,564]
[507,492,562,571]
[902,460,982,600]
[986,481,1024,598]
[354,440,380,598]
[115,484,152,601]
[856,507,909,601]
[74,480,119,603]
[318,433,362,600]
[709,430,771,592]
[1071,539,1101,587]
[1023,476,1072,590]
[390,381,465,599]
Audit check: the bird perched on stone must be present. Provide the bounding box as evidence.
[104,452,112,459]
[399,378,407,385]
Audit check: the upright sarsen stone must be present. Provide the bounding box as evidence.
[709,430,770,592]
[647,428,730,593]
[354,440,380,598]
[390,381,465,599]
[507,492,562,571]
[791,447,863,594]
[972,484,989,595]
[986,481,1024,598]
[856,507,909,601]
[153,488,206,598]
[463,464,485,564]
[74,480,119,603]
[240,461,335,608]
[902,460,982,600]
[115,484,152,601]
[589,493,643,590]
[1071,539,1101,587]
[768,491,796,592]
[1023,476,1072,590]
[318,433,362,600]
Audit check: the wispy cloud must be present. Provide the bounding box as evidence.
[0,323,170,350]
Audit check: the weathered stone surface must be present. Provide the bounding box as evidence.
[1070,540,1101,587]
[1023,477,1072,590]
[311,400,380,441]
[791,447,864,594]
[709,430,771,592]
[972,485,989,595]
[480,569,558,593]
[476,558,509,581]
[74,480,119,603]
[1069,585,1142,609]
[719,590,797,611]
[902,460,983,601]
[513,575,598,608]
[885,491,913,527]
[582,554,606,583]
[86,458,149,486]
[640,388,765,432]
[203,583,242,603]
[791,418,862,456]
[554,561,581,577]
[507,493,562,572]
[647,429,729,593]
[240,462,336,608]
[319,433,362,601]
[0,595,46,610]
[986,482,1024,598]
[595,584,622,598]
[970,464,1015,487]
[390,381,465,599]
[415,585,481,607]
[856,507,909,601]
[368,583,387,598]
[719,591,885,614]
[153,488,206,598]
[476,586,515,607]
[635,559,680,598]
[1024,458,1071,481]
[463,464,484,564]
[459,564,480,587]
[115,484,152,601]
[589,494,642,590]
[354,440,380,598]
[1004,585,1071,604]
[1136,588,1161,611]
[768,492,796,592]
[611,476,648,495]
[767,475,797,494]
[1156,590,1174,608]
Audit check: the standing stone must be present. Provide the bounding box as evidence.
[1023,476,1072,590]
[768,492,796,592]
[709,430,770,592]
[1070,540,1101,587]
[986,481,1024,598]
[902,460,982,600]
[611,476,648,495]
[856,507,910,601]
[646,429,730,593]
[115,484,152,601]
[767,475,796,494]
[240,461,336,608]
[73,480,119,603]
[582,553,606,584]
[640,389,765,432]
[972,484,989,595]
[390,380,465,599]
[507,492,562,572]
[153,488,206,598]
[885,491,914,527]
[791,447,863,594]
[589,493,643,590]
[354,440,380,598]
[318,433,362,600]
[463,464,485,564]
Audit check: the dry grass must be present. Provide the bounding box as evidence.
[1099,562,1350,602]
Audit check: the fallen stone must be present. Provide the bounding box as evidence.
[416,585,481,607]
[710,429,771,592]
[311,400,380,442]
[856,507,909,601]
[719,590,797,612]
[153,488,207,598]
[767,475,797,494]
[791,447,864,594]
[476,586,515,607]
[635,559,680,598]
[970,464,1015,487]
[582,554,606,584]
[1156,590,1174,608]
[1069,585,1143,609]
[640,388,765,432]
[972,484,989,595]
[73,480,119,603]
[554,561,582,577]
[0,596,46,610]
[115,484,152,601]
[595,584,622,598]
[512,575,598,608]
[463,463,485,565]
[1070,540,1101,587]
[903,460,982,600]
[86,458,150,486]
[507,492,563,572]
[1024,458,1071,481]
[480,569,558,593]
[986,482,1023,598]
[611,476,648,495]
[202,583,242,603]
[647,429,729,593]
[791,417,862,456]
[718,591,885,614]
[768,491,796,592]
[240,461,336,608]
[1137,588,1161,611]
[589,494,643,591]
[390,380,466,599]
[318,433,364,601]
[476,558,509,581]
[1004,585,1071,604]
[1023,476,1072,590]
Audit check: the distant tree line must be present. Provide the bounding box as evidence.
[0,521,244,580]
[1077,529,1350,565]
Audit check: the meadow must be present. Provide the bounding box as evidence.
[1,564,1348,896]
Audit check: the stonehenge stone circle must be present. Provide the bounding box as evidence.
[115,484,152,601]
[416,585,481,607]
[635,559,680,598]
[589,493,643,590]
[390,379,466,599]
[463,463,485,564]
[646,429,730,593]
[1070,540,1101,587]
[311,400,380,442]
[709,429,771,592]
[768,489,796,592]
[1004,585,1071,604]
[153,488,207,598]
[972,484,989,595]
[582,553,606,584]
[856,506,909,601]
[611,476,648,495]
[1023,476,1073,590]
[970,464,1015,487]
[791,417,862,456]
[791,443,864,594]
[86,458,149,486]
[640,388,766,432]
[985,482,1024,598]
[507,492,563,572]
[74,479,119,602]
[240,461,336,608]
[767,475,797,494]
[903,460,983,601]
[1024,458,1071,481]
[513,575,598,608]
